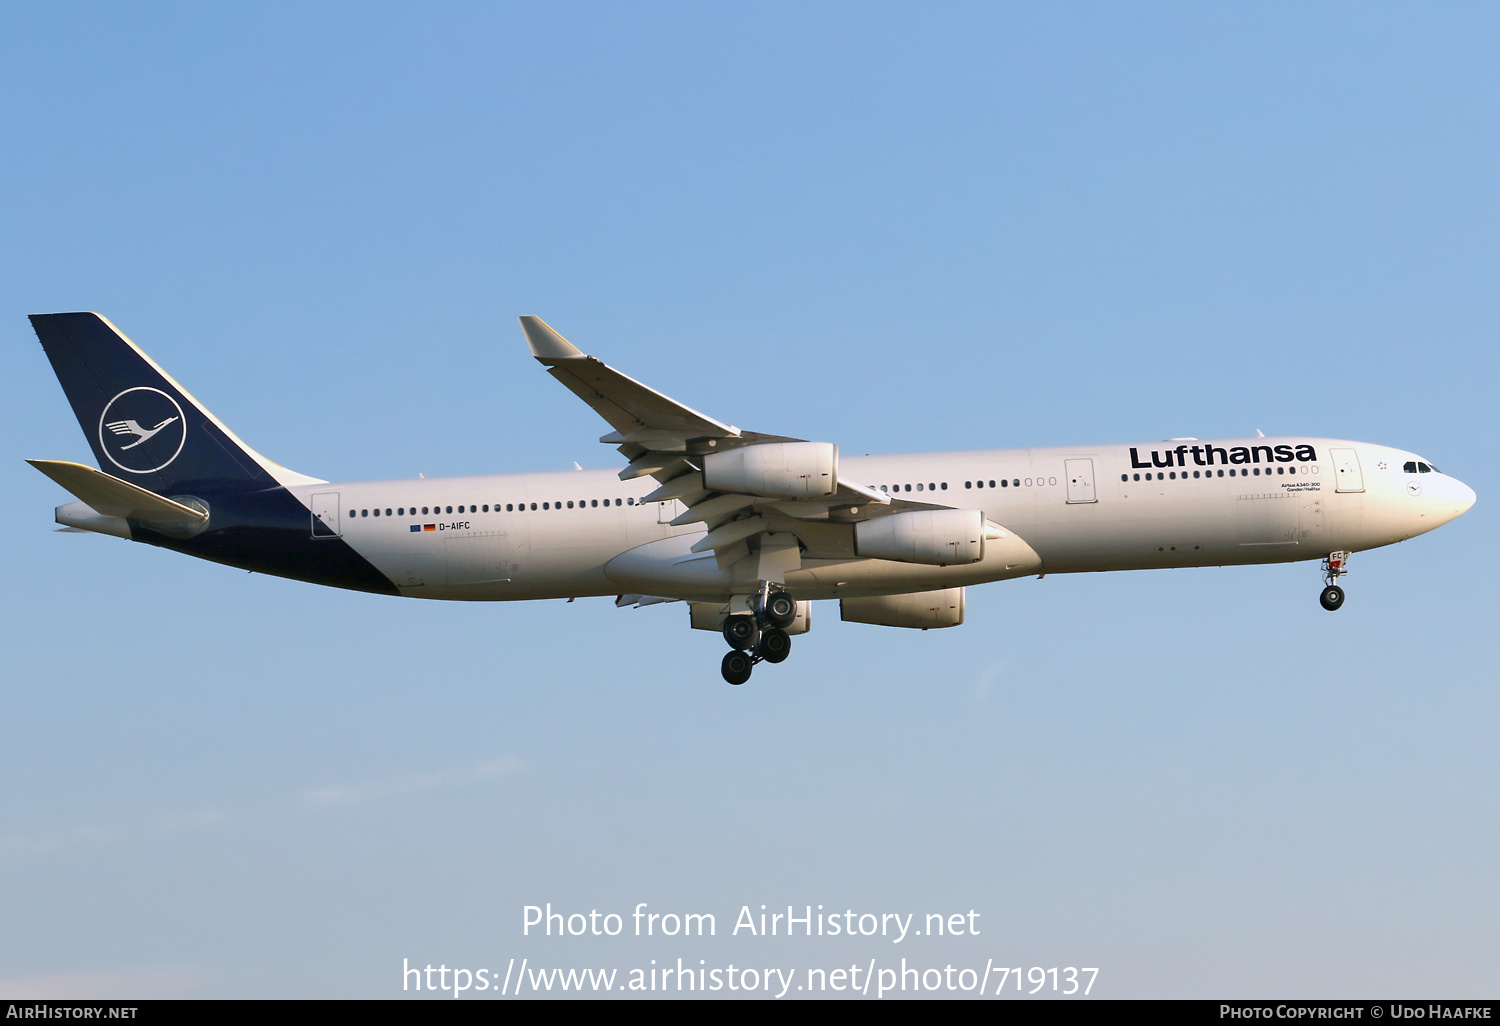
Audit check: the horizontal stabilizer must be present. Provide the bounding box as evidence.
[27,460,208,524]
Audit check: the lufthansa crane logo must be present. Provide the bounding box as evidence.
[97,387,187,474]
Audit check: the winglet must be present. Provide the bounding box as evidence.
[519,316,585,361]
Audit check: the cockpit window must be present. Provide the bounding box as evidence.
[1403,461,1417,474]
[1418,463,1432,473]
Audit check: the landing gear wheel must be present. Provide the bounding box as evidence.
[721,650,753,685]
[722,615,758,649]
[757,627,791,664]
[1320,585,1345,611]
[764,591,796,629]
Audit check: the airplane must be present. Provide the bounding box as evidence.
[26,312,1477,685]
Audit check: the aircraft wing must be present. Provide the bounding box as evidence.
[520,316,954,572]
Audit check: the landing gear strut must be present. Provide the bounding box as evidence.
[719,583,796,684]
[1320,551,1349,611]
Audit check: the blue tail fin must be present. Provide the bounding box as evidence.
[29,312,320,495]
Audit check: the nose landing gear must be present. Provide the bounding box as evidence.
[719,583,797,684]
[1319,551,1350,611]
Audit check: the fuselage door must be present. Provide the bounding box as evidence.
[1064,458,1097,504]
[311,492,341,538]
[1330,448,1365,493]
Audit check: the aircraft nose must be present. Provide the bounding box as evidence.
[1453,478,1477,516]
[1433,474,1476,523]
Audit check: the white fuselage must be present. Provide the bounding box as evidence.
[297,437,1475,604]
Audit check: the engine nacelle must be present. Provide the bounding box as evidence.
[840,588,965,629]
[702,442,838,499]
[854,509,984,565]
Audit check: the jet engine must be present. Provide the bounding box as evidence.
[854,509,984,565]
[840,588,965,629]
[702,442,838,499]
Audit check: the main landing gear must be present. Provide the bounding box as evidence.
[1320,550,1350,611]
[719,583,797,685]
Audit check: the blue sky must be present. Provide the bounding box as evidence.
[1,2,1495,999]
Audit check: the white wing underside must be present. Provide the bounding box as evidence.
[519,316,955,580]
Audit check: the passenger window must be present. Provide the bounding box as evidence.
[929,482,936,490]
[966,481,973,489]
[385,508,392,516]
[361,509,368,517]
[567,501,574,508]
[998,480,1006,488]
[940,482,947,490]
[916,483,923,491]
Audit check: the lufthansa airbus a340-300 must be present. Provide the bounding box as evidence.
[27,313,1476,684]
